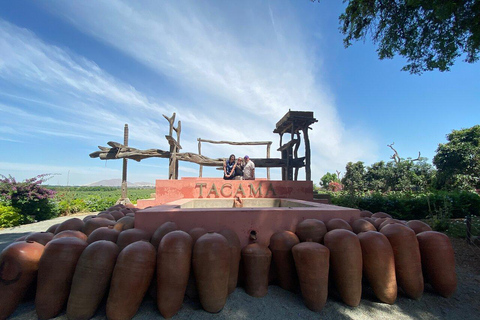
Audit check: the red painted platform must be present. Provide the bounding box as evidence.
[135,198,360,247]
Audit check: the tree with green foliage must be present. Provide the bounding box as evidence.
[316,0,480,73]
[320,172,340,189]
[342,161,366,192]
[433,125,480,190]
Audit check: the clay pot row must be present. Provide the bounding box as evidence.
[2,216,455,319]
[290,219,456,312]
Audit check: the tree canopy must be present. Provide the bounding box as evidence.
[320,0,480,73]
[320,172,340,188]
[433,125,480,190]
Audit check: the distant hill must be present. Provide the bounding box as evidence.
[86,179,155,187]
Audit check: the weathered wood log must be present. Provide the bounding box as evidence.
[90,143,305,168]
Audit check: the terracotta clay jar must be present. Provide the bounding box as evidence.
[360,210,373,218]
[25,232,54,245]
[150,221,178,250]
[324,229,362,307]
[189,227,207,245]
[35,237,88,320]
[53,230,88,242]
[116,229,151,251]
[381,224,423,299]
[67,240,120,320]
[378,218,406,231]
[362,217,376,225]
[14,234,31,242]
[373,218,388,230]
[185,227,207,300]
[326,218,353,232]
[147,222,178,302]
[269,231,299,292]
[82,215,96,223]
[417,231,457,298]
[156,231,193,318]
[120,207,133,214]
[407,220,432,234]
[113,216,135,232]
[372,212,392,219]
[219,229,242,295]
[193,232,230,313]
[358,231,397,304]
[107,204,125,212]
[109,210,125,221]
[0,241,45,320]
[295,219,327,243]
[242,241,272,298]
[351,219,376,234]
[55,218,85,234]
[46,223,60,234]
[97,212,116,221]
[83,217,116,236]
[292,242,329,312]
[87,226,120,244]
[107,241,156,320]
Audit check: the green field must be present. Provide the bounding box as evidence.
[49,186,155,214]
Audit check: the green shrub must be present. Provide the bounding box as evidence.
[0,204,33,228]
[327,190,480,220]
[84,196,117,212]
[58,198,87,215]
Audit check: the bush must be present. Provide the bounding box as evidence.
[0,204,33,228]
[327,190,480,220]
[0,174,59,222]
[83,196,117,212]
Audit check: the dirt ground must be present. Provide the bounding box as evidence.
[1,215,479,320]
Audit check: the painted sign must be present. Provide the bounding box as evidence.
[136,178,313,208]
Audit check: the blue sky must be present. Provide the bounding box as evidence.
[0,0,479,186]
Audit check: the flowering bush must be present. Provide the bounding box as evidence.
[328,181,343,192]
[0,174,59,222]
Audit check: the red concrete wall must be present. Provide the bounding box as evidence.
[136,203,360,247]
[137,178,313,208]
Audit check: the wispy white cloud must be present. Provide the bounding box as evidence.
[0,19,169,147]
[44,0,378,180]
[0,1,379,184]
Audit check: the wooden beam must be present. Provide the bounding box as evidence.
[197,138,272,146]
[277,139,299,152]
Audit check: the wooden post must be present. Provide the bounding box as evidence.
[266,142,271,180]
[198,138,203,177]
[466,215,472,245]
[174,121,181,179]
[304,125,311,181]
[294,132,301,181]
[121,124,128,199]
[116,124,131,205]
[163,113,177,180]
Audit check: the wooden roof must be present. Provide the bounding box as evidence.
[273,111,317,134]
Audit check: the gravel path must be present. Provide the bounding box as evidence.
[1,216,479,320]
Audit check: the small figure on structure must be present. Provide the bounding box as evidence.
[234,157,244,180]
[223,154,236,180]
[234,196,243,208]
[243,155,255,180]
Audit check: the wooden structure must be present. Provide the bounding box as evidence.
[90,110,316,182]
[197,139,272,179]
[163,113,182,179]
[116,124,131,204]
[273,111,317,181]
